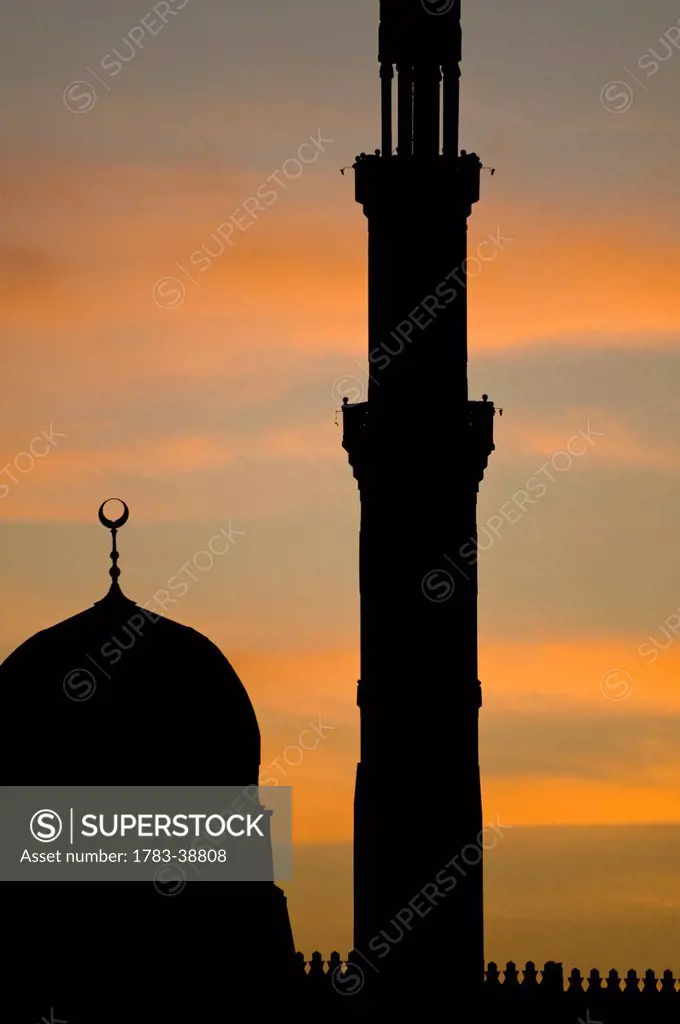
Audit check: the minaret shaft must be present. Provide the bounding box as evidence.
[342,0,495,1007]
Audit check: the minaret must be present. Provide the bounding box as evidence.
[342,0,496,1005]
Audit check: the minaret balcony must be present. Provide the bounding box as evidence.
[469,395,498,484]
[354,150,483,216]
[341,399,369,482]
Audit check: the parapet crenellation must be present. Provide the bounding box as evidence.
[294,953,680,1020]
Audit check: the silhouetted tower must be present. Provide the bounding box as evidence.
[342,0,496,1006]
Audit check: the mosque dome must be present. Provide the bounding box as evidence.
[0,500,260,783]
[1,502,298,1021]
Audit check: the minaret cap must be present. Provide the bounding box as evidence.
[379,0,462,66]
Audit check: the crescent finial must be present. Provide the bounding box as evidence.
[98,499,130,530]
[98,499,129,592]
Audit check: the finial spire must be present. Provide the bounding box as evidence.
[98,499,130,596]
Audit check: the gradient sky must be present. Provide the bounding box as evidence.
[3,0,680,971]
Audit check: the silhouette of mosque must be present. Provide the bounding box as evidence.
[2,2,679,1022]
[1,501,296,1022]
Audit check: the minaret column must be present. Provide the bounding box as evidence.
[342,0,494,1010]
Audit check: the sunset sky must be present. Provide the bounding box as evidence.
[3,0,680,971]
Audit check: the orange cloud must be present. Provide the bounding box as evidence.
[468,204,680,348]
[3,156,680,371]
[0,417,344,523]
[496,407,680,471]
[484,777,680,826]
[479,638,680,712]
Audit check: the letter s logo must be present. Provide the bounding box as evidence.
[30,809,63,843]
